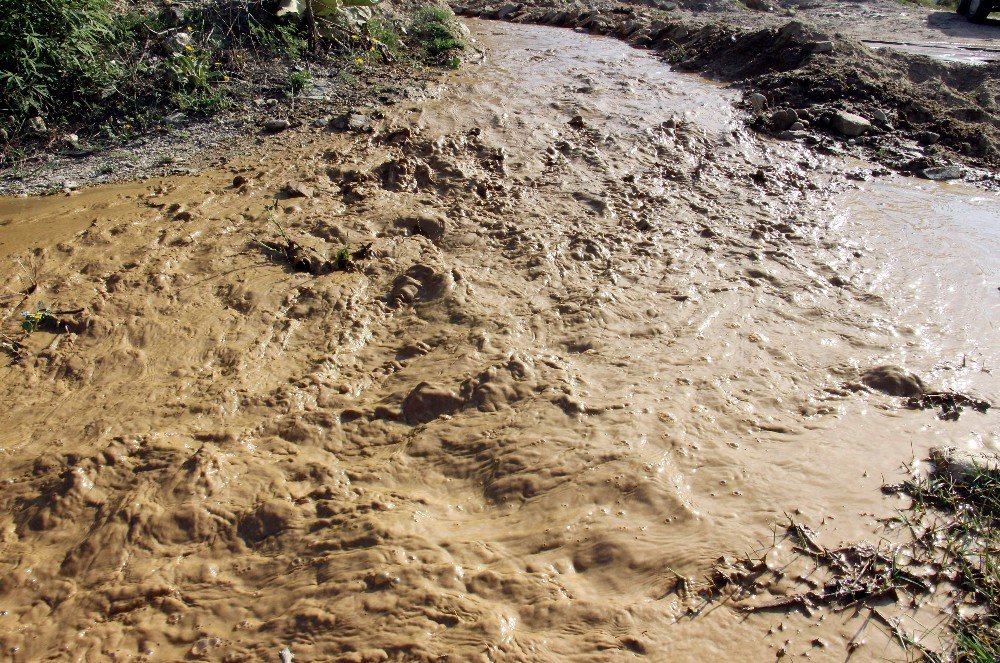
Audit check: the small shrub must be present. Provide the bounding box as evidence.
[409,7,466,65]
[287,69,312,94]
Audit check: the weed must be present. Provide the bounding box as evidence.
[287,69,312,95]
[20,302,54,333]
[409,8,466,66]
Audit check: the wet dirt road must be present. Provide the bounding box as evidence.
[0,19,997,662]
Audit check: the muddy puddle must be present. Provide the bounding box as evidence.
[0,19,997,662]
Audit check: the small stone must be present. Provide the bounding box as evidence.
[232,174,248,187]
[283,181,314,198]
[165,112,187,126]
[872,109,888,124]
[165,31,191,53]
[789,121,805,131]
[62,180,79,191]
[749,92,767,114]
[568,114,586,129]
[314,116,331,128]
[346,113,371,132]
[917,131,941,146]
[497,2,520,19]
[263,119,291,133]
[770,109,798,131]
[922,165,963,181]
[29,116,46,134]
[812,40,834,54]
[831,110,872,137]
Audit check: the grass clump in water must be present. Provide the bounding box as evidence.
[900,454,1000,662]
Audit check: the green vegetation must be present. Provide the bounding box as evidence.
[897,460,1000,661]
[0,0,466,166]
[20,302,54,333]
[410,7,467,67]
[0,0,122,122]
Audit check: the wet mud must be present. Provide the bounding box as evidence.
[453,1,1000,180]
[0,20,997,662]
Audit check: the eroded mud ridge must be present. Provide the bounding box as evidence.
[454,1,1000,179]
[0,21,997,661]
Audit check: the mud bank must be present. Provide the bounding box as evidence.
[0,19,997,662]
[452,1,1000,182]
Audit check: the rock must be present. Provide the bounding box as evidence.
[159,5,184,27]
[283,181,314,198]
[872,109,888,124]
[930,447,999,484]
[770,109,798,131]
[395,212,447,241]
[401,382,464,424]
[917,131,941,146]
[347,113,371,132]
[497,2,520,19]
[861,365,925,398]
[232,174,248,187]
[811,40,834,54]
[568,114,586,129]
[313,116,331,128]
[262,119,291,133]
[922,165,963,181]
[62,180,79,192]
[748,93,767,114]
[332,113,371,132]
[165,31,191,54]
[776,130,809,141]
[63,133,80,148]
[831,110,872,137]
[28,116,46,134]
[789,121,805,131]
[165,112,187,126]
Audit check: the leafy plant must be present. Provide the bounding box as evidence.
[287,69,312,94]
[0,0,122,121]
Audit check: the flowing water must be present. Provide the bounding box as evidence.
[0,19,996,662]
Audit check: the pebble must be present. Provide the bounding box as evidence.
[831,110,872,137]
[263,119,291,133]
[921,165,963,181]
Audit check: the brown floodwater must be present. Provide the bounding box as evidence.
[0,19,996,662]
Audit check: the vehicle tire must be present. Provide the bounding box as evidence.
[957,0,971,13]
[966,0,993,22]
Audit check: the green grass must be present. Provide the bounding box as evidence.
[901,462,1000,661]
[410,7,466,66]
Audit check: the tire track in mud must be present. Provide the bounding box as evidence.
[0,19,996,662]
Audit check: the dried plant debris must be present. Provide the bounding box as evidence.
[253,217,371,275]
[707,449,1000,661]
[906,391,991,421]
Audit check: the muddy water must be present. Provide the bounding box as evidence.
[0,19,997,662]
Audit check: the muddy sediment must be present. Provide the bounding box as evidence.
[452,1,1000,182]
[0,19,997,662]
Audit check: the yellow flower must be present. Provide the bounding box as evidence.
[186,45,193,51]
[186,26,192,31]
[223,76,230,81]
[352,34,359,40]
[356,57,364,64]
